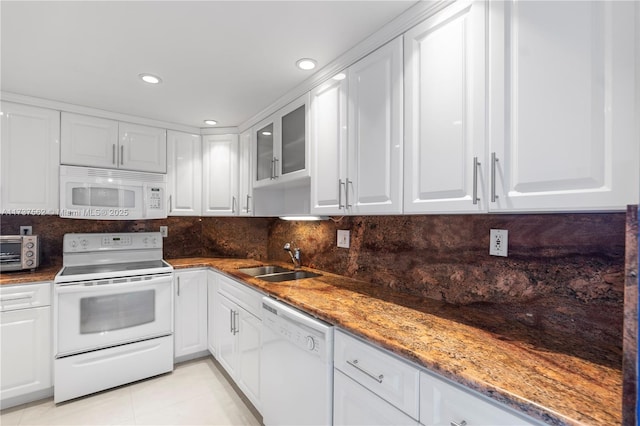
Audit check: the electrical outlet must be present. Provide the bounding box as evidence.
[20,226,32,236]
[160,226,168,238]
[337,230,350,248]
[490,229,508,257]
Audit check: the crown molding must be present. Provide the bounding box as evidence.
[237,0,452,133]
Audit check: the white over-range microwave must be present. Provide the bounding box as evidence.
[59,165,167,220]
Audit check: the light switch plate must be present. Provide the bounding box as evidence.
[160,226,168,238]
[490,229,508,257]
[337,230,350,248]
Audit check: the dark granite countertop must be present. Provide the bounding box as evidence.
[0,258,622,425]
[169,257,622,426]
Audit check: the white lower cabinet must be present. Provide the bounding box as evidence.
[419,371,542,426]
[334,330,420,425]
[207,270,218,356]
[174,270,208,360]
[214,275,262,411]
[334,370,419,426]
[0,282,52,409]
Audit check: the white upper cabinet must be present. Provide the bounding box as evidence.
[61,112,167,173]
[1,102,60,212]
[488,0,638,211]
[254,94,310,188]
[238,130,254,216]
[118,122,167,173]
[61,113,118,169]
[311,37,403,215]
[310,72,349,215]
[202,134,239,216]
[347,36,404,215]
[404,1,487,214]
[167,130,202,216]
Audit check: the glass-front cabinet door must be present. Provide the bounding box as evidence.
[256,122,274,183]
[253,93,310,188]
[281,104,306,175]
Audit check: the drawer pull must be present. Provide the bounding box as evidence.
[347,359,384,383]
[451,421,467,426]
[1,293,34,302]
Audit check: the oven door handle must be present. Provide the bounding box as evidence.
[55,276,173,294]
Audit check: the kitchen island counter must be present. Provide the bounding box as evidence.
[169,257,622,426]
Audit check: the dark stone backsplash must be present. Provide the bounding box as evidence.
[1,211,631,365]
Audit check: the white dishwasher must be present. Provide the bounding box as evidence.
[260,296,334,426]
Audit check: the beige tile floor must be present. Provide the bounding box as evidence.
[0,357,262,426]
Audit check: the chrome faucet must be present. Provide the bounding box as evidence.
[283,242,301,269]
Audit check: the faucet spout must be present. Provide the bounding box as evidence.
[283,242,301,269]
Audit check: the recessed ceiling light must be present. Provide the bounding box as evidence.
[332,73,346,81]
[139,73,162,84]
[204,119,218,126]
[296,58,317,71]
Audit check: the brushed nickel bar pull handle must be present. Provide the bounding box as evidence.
[274,157,279,179]
[120,145,124,166]
[233,311,239,335]
[246,194,251,213]
[472,156,480,205]
[491,152,499,202]
[346,179,353,208]
[229,310,234,333]
[112,144,116,164]
[177,276,181,296]
[168,195,172,213]
[270,158,275,180]
[338,179,345,209]
[232,196,236,214]
[450,421,467,426]
[347,359,383,383]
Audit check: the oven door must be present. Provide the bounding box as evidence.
[54,273,173,357]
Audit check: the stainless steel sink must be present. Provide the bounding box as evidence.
[238,265,292,276]
[256,270,322,282]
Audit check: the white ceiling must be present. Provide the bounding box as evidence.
[1,1,417,130]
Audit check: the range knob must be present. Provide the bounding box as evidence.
[80,239,88,247]
[306,336,316,351]
[70,240,78,248]
[26,242,34,249]
[26,251,34,257]
[26,259,34,266]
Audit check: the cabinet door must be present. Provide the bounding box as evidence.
[489,0,638,211]
[255,120,276,185]
[174,270,208,359]
[119,122,167,173]
[1,102,60,212]
[238,130,254,216]
[202,134,239,216]
[310,73,349,215]
[167,131,202,216]
[419,371,538,426]
[0,306,52,401]
[61,112,118,169]
[215,294,238,377]
[237,310,261,410]
[348,36,404,214]
[334,370,419,426]
[279,94,309,181]
[207,271,218,356]
[404,1,487,214]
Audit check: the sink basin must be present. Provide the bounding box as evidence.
[257,270,322,282]
[238,265,292,276]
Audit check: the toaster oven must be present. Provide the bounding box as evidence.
[0,235,40,271]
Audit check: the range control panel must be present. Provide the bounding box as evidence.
[63,232,162,253]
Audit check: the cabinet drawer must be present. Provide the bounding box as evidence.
[217,275,262,318]
[420,371,542,426]
[335,330,419,419]
[0,282,51,312]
